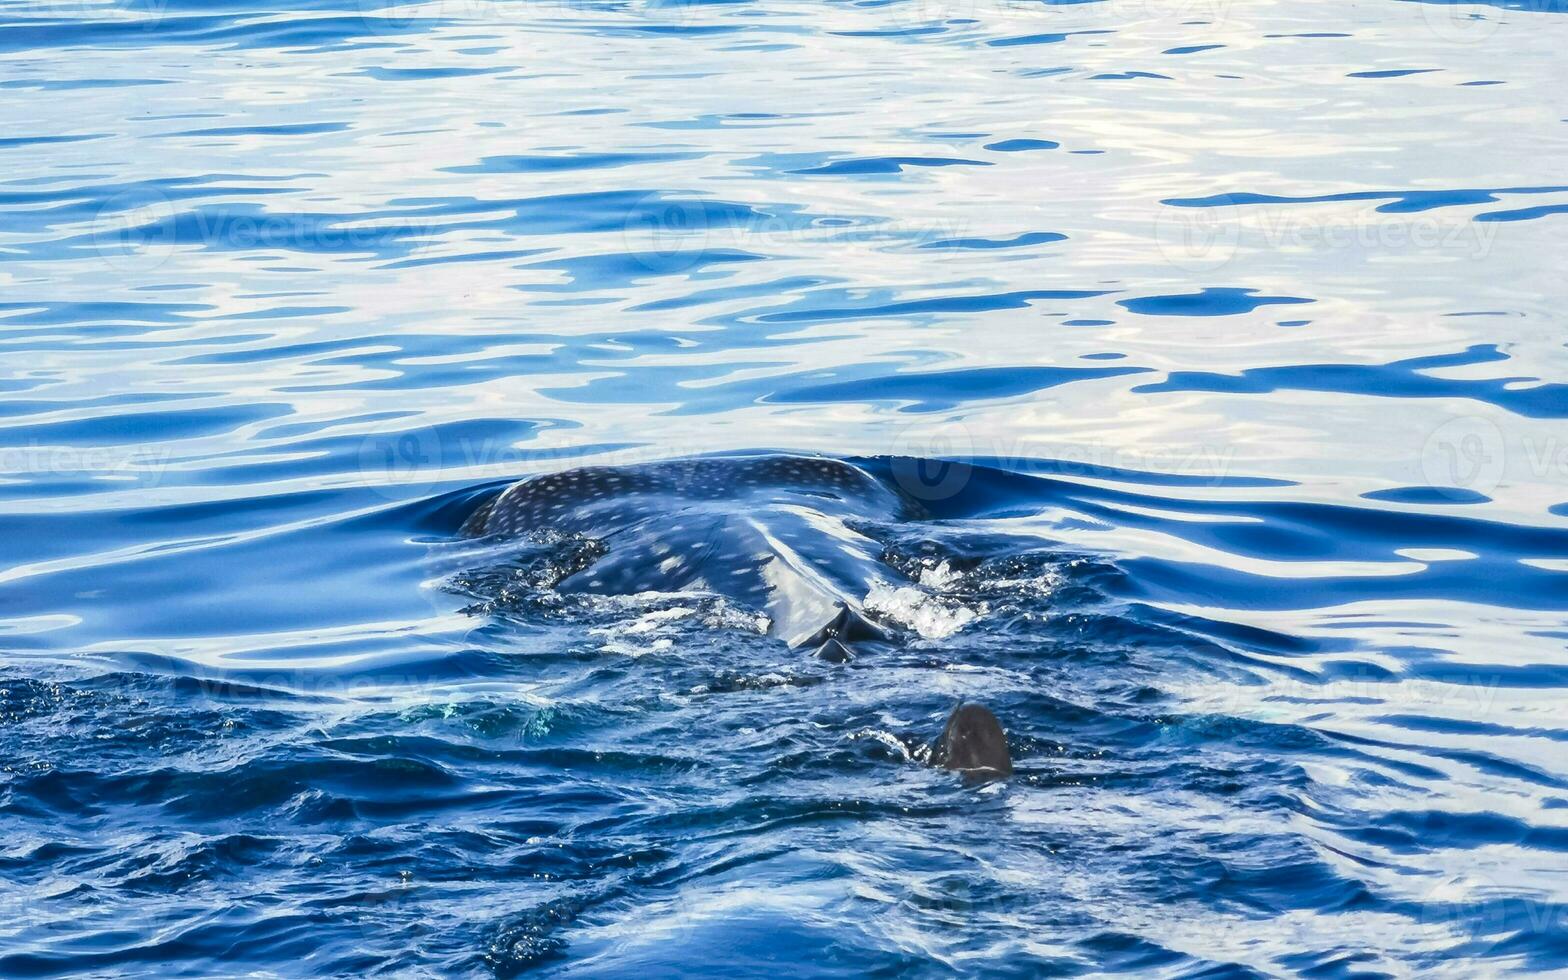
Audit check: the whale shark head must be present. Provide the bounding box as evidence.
[461,455,916,648]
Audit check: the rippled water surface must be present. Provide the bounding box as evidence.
[3,0,1568,974]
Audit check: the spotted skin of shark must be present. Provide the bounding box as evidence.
[461,453,1013,777]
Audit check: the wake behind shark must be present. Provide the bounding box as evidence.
[459,453,1013,778]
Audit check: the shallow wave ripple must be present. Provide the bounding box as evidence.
[2,0,1568,975]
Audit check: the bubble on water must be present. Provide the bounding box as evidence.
[863,581,978,640]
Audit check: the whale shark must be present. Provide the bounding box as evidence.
[459,453,1013,778]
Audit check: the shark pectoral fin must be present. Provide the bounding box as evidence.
[798,604,891,648]
[745,516,880,649]
[937,703,1013,780]
[811,637,855,663]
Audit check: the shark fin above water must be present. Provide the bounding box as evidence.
[460,453,1013,779]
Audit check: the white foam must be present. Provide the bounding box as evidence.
[849,728,912,761]
[916,560,963,590]
[583,591,769,654]
[863,581,978,640]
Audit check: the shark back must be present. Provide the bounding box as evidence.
[461,455,911,647]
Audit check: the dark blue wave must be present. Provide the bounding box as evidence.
[1131,344,1568,419]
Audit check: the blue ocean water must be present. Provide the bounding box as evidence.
[3,0,1568,974]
